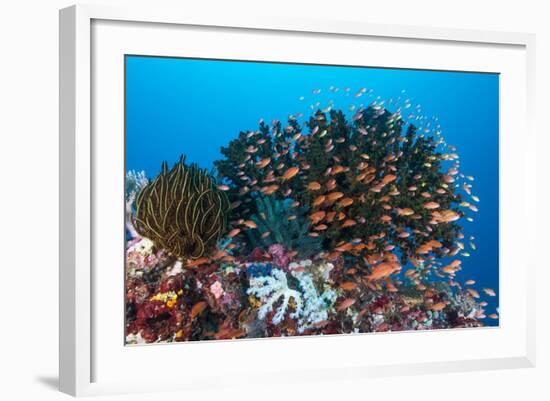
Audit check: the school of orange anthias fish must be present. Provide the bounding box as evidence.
[125,87,498,344]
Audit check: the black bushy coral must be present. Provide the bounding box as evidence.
[214,105,465,266]
[246,196,321,258]
[134,156,230,259]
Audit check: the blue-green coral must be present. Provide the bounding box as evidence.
[246,196,321,257]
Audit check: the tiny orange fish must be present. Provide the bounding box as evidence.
[313,195,326,206]
[190,301,208,320]
[326,192,344,202]
[281,166,300,181]
[186,257,210,268]
[423,202,440,210]
[339,282,358,291]
[307,181,322,191]
[341,219,356,228]
[325,179,337,191]
[431,302,447,311]
[397,208,414,216]
[217,185,230,191]
[310,211,326,224]
[261,184,279,195]
[483,288,496,297]
[367,262,400,281]
[243,220,257,229]
[336,298,356,312]
[381,174,397,185]
[256,158,271,168]
[228,228,241,237]
[338,197,354,208]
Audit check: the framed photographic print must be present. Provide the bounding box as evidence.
[59,4,536,396]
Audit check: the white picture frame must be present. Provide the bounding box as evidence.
[59,4,536,397]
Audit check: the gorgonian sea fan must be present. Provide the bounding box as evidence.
[134,156,230,260]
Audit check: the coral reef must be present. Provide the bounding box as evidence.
[125,92,497,344]
[133,156,230,260]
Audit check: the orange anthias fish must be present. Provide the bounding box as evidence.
[261,184,279,195]
[335,242,353,252]
[325,211,337,222]
[341,219,357,228]
[186,257,211,268]
[190,301,208,320]
[432,209,460,223]
[255,158,271,168]
[483,288,496,297]
[338,197,354,208]
[336,298,356,312]
[307,181,322,191]
[332,165,347,175]
[313,195,326,207]
[431,302,447,311]
[326,179,337,191]
[366,262,400,281]
[467,288,480,298]
[381,174,397,185]
[396,208,414,216]
[339,282,358,291]
[281,166,300,181]
[326,192,344,202]
[423,201,440,210]
[310,211,326,225]
[228,228,241,237]
[243,220,257,229]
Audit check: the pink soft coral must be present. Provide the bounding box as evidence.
[268,244,289,269]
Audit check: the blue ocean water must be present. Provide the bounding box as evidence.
[126,55,499,325]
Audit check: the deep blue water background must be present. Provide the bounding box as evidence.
[126,55,499,324]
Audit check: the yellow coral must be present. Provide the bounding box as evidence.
[151,291,178,307]
[248,295,262,308]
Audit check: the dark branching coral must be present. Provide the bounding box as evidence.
[246,196,321,258]
[214,106,465,266]
[134,156,230,259]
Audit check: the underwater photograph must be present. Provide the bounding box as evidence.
[124,55,499,345]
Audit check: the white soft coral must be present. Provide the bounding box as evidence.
[247,268,302,325]
[247,265,337,332]
[292,270,337,332]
